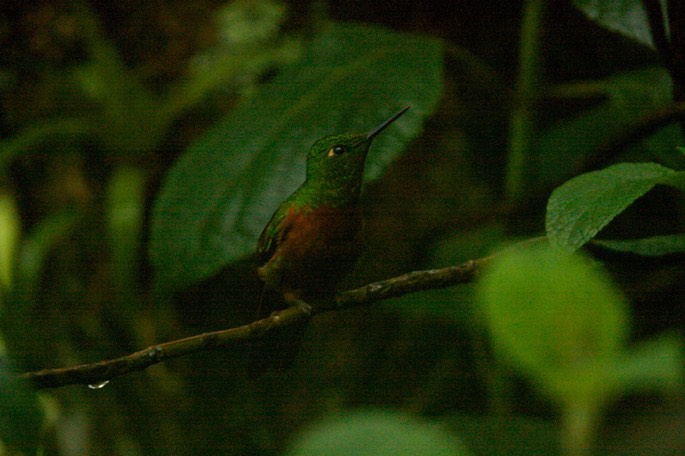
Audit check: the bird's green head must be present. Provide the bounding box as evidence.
[302,107,409,206]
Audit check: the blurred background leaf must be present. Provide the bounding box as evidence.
[476,244,631,450]
[477,245,629,391]
[285,409,470,456]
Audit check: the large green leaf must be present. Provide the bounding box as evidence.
[546,162,677,252]
[150,23,443,292]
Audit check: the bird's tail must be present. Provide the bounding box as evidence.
[248,287,308,377]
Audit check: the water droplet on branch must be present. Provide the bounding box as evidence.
[87,380,110,390]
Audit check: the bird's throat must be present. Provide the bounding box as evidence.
[295,178,362,209]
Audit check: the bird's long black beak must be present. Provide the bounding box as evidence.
[366,106,410,142]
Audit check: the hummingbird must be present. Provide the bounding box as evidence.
[251,106,410,374]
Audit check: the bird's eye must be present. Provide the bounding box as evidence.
[328,145,346,157]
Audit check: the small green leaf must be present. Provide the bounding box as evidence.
[573,0,657,48]
[286,410,470,456]
[546,162,676,252]
[476,244,629,402]
[150,23,443,292]
[593,233,685,256]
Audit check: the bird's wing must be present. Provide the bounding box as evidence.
[256,204,293,266]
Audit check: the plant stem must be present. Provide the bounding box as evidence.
[560,397,600,456]
[506,0,545,204]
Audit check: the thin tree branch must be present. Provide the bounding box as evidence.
[19,254,493,389]
[332,258,488,310]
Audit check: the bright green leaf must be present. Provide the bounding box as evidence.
[477,245,629,401]
[573,0,659,48]
[286,410,470,456]
[546,162,676,252]
[593,233,685,256]
[150,23,443,292]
